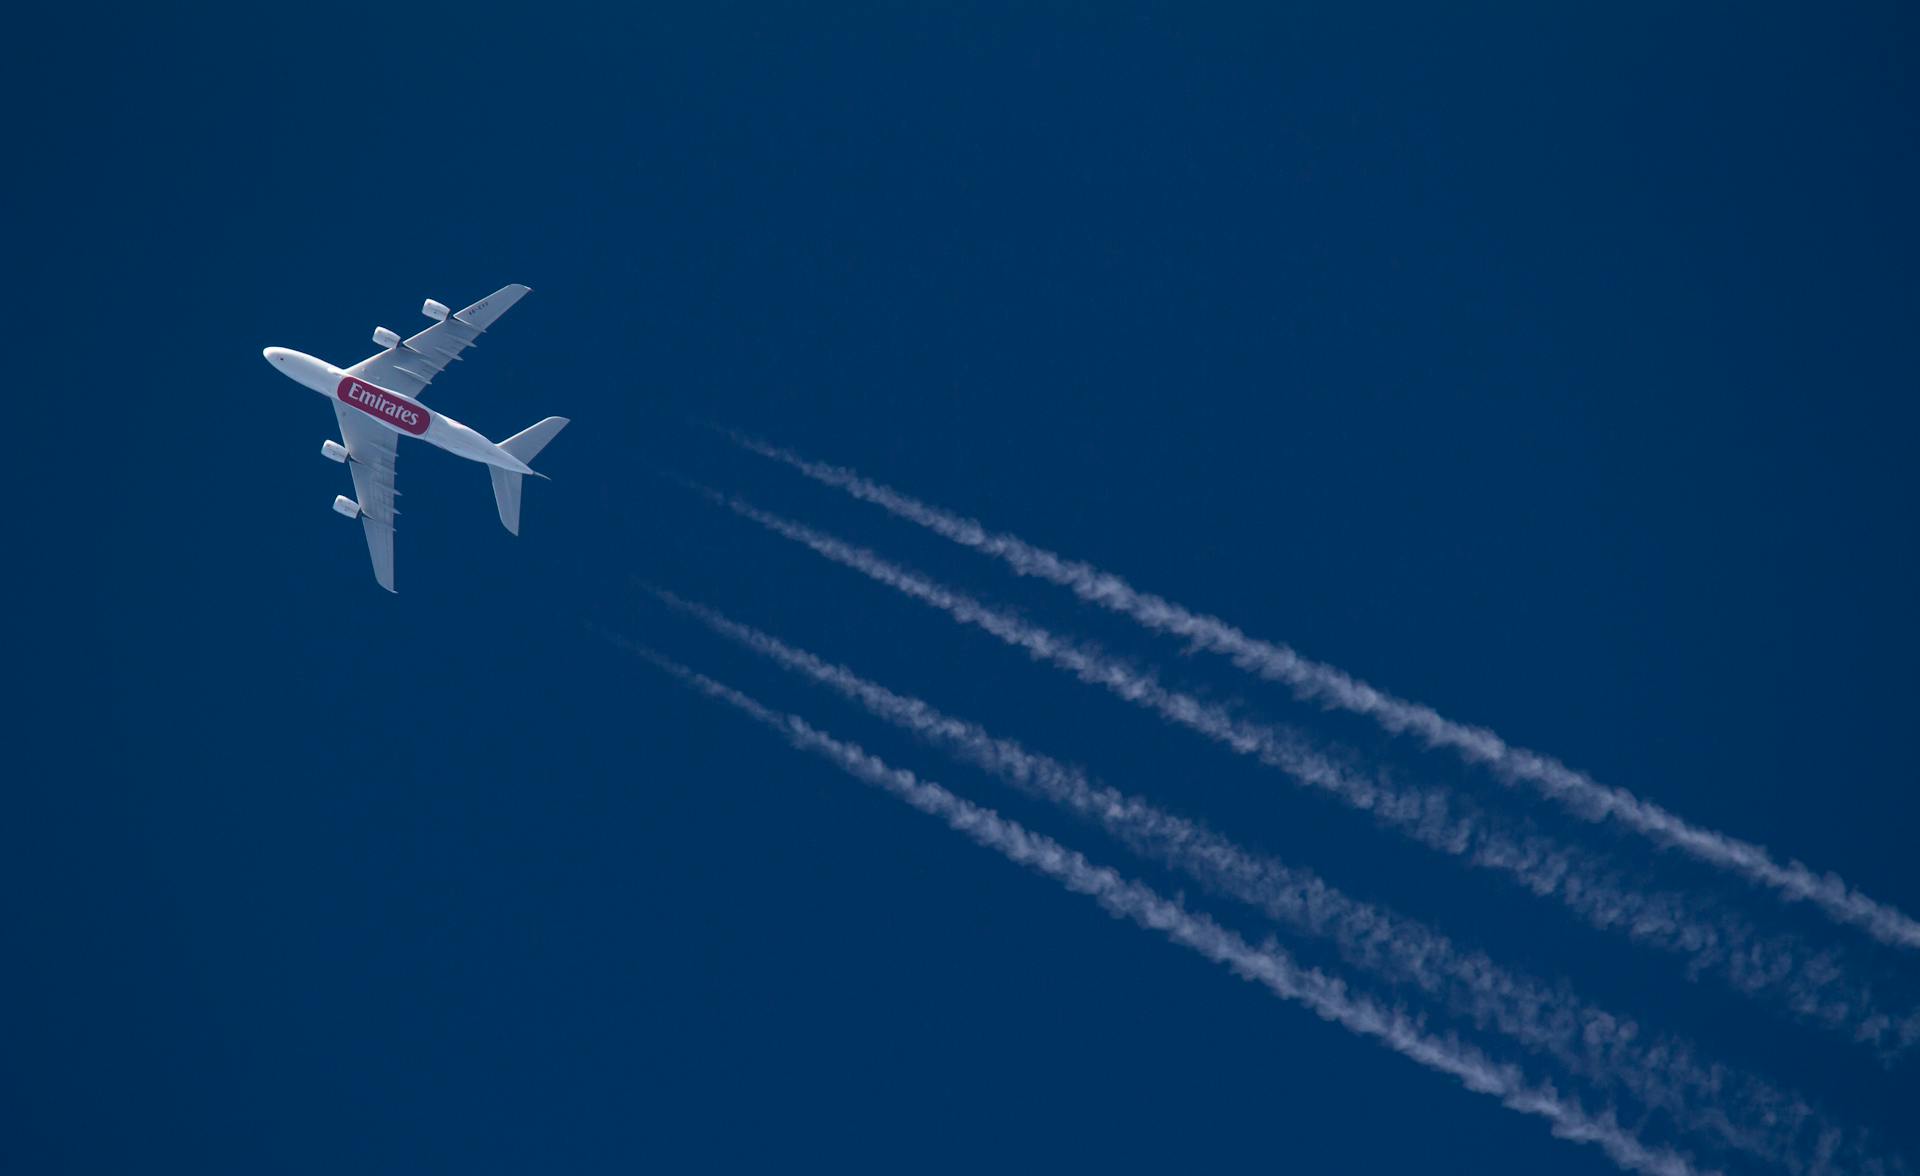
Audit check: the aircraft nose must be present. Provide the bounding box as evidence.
[263,346,288,365]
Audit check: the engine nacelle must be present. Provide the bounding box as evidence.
[372,326,401,349]
[332,495,362,520]
[422,298,450,322]
[321,439,349,464]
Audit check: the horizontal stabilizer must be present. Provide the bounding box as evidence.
[490,467,524,536]
[499,416,569,465]
[493,415,565,534]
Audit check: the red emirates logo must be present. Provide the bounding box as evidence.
[337,377,430,436]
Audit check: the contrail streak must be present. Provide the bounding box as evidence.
[731,434,1920,955]
[646,589,1893,1174]
[623,644,1713,1176]
[698,486,1917,1055]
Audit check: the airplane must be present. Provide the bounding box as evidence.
[263,284,567,593]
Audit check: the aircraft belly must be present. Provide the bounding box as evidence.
[335,375,431,437]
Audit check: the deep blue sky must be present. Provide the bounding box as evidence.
[16,4,1919,1173]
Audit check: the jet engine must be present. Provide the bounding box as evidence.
[422,298,450,322]
[332,495,362,519]
[372,326,400,349]
[321,440,349,463]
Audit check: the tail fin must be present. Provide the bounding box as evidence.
[491,417,569,535]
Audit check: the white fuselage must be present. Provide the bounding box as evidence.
[262,347,534,474]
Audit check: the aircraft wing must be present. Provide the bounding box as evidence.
[344,284,531,401]
[332,402,402,592]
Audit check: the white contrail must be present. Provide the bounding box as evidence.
[645,589,1891,1175]
[700,488,1917,1055]
[624,645,1711,1176]
[731,434,1920,955]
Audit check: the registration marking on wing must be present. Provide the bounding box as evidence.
[337,376,431,436]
